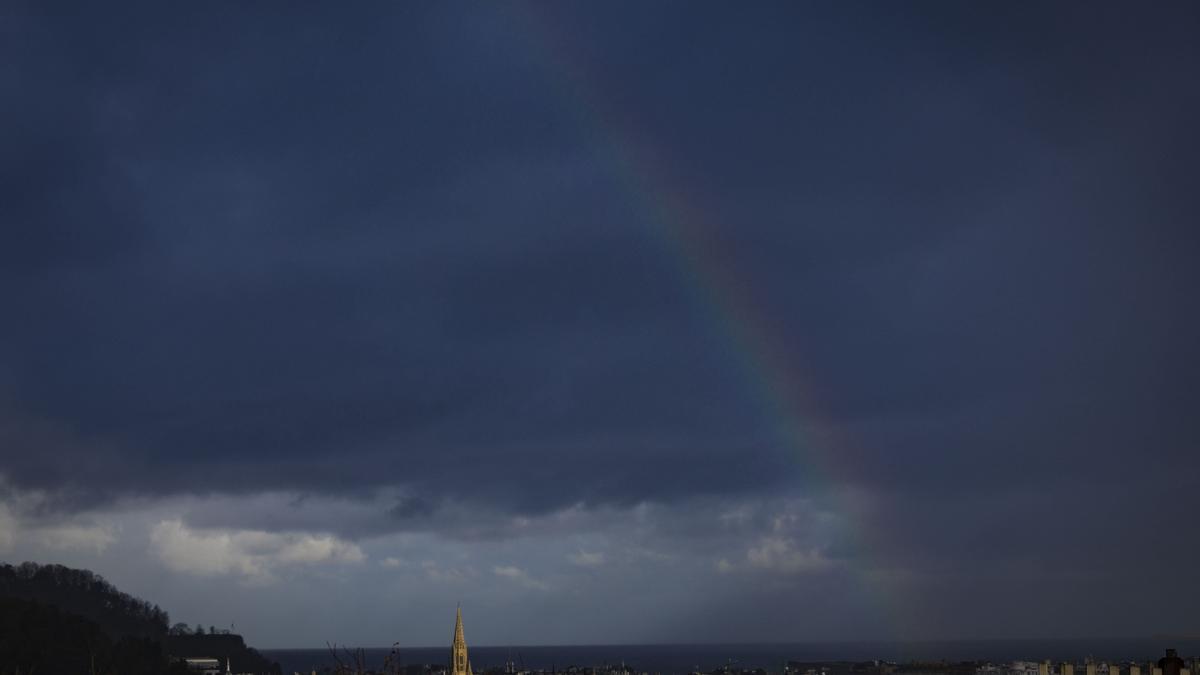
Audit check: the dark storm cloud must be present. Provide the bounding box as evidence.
[2,0,1198,573]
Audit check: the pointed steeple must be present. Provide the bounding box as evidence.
[453,605,465,645]
[451,606,471,675]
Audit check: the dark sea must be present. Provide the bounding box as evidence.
[263,640,1200,675]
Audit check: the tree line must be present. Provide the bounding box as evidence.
[0,562,169,639]
[0,561,280,674]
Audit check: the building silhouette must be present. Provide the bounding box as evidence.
[451,606,473,675]
[1159,650,1186,675]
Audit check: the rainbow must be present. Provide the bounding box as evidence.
[509,5,908,637]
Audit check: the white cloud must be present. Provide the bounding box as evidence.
[566,549,605,567]
[0,504,15,554]
[149,519,364,584]
[0,498,116,555]
[34,523,117,554]
[719,505,754,528]
[421,560,476,583]
[745,537,831,574]
[380,556,406,569]
[493,565,549,590]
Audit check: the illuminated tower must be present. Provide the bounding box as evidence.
[451,606,472,675]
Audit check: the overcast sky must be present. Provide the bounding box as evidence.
[2,0,1199,649]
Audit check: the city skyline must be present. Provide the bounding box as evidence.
[1,0,1199,649]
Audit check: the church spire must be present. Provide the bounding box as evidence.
[451,606,471,675]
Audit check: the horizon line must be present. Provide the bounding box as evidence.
[260,636,1200,652]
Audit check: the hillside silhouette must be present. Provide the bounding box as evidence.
[0,561,279,674]
[0,562,167,640]
[166,632,282,674]
[0,595,183,675]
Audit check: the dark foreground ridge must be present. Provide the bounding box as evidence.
[0,561,281,674]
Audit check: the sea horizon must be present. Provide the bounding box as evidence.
[266,637,1200,652]
[263,639,1200,675]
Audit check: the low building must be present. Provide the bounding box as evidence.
[179,656,232,675]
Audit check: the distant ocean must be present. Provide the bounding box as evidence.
[263,640,1200,675]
